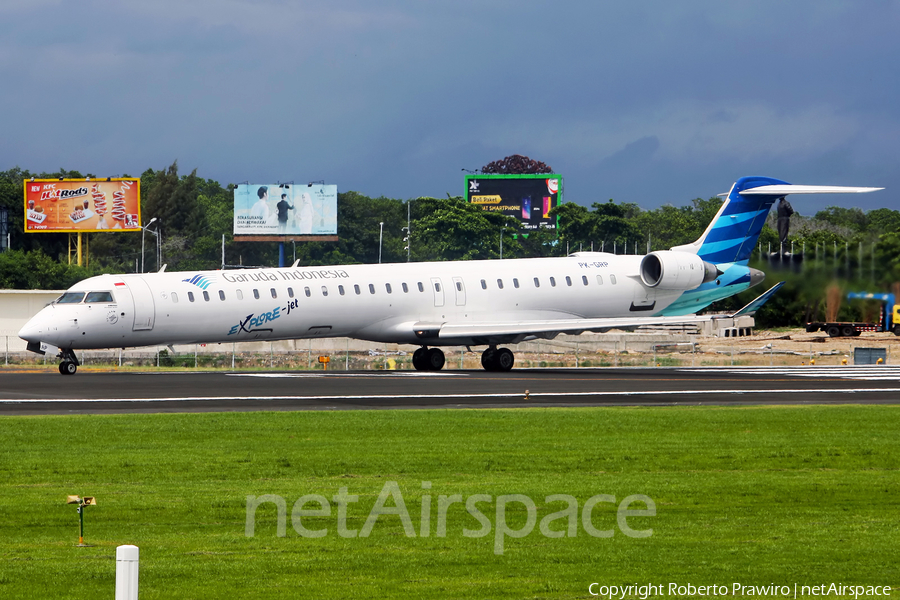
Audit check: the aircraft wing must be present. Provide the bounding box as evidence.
[434,282,785,340]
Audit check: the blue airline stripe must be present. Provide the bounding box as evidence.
[707,207,768,231]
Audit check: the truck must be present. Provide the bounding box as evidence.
[806,292,900,337]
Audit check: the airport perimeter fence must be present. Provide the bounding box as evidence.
[2,334,895,370]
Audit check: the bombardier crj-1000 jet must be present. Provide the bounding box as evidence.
[19,176,881,374]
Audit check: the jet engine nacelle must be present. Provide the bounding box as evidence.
[639,251,719,290]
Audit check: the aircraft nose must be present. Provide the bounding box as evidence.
[18,317,45,343]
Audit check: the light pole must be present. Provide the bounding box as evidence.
[402,200,411,262]
[141,218,157,273]
[500,226,507,259]
[378,221,384,264]
[402,226,410,262]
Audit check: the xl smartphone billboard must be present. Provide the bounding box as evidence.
[465,175,561,232]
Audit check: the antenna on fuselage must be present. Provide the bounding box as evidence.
[158,264,167,273]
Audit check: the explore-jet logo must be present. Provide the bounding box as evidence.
[245,481,655,555]
[227,308,281,335]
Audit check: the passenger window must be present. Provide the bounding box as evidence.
[354,284,361,295]
[550,277,556,287]
[172,292,179,303]
[219,290,225,301]
[497,279,504,289]
[203,291,210,302]
[596,275,603,285]
[386,283,392,294]
[253,289,260,299]
[533,277,540,288]
[402,283,409,293]
[288,287,294,298]
[434,282,441,292]
[369,284,375,294]
[582,276,588,286]
[566,276,572,286]
[481,279,487,290]
[513,278,520,289]
[85,291,114,303]
[270,288,277,299]
[237,289,244,300]
[56,292,86,304]
[305,287,311,297]
[322,286,328,297]
[610,275,617,285]
[456,281,462,291]
[339,285,345,296]
[188,291,195,302]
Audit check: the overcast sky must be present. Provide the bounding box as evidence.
[2,1,898,214]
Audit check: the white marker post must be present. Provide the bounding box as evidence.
[115,545,139,600]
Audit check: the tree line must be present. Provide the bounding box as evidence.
[1,163,898,327]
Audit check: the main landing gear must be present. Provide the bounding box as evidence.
[412,347,445,371]
[411,346,515,372]
[481,346,515,372]
[57,349,79,375]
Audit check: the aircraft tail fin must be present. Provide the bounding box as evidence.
[671,177,883,264]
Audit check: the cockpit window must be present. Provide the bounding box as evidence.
[56,292,86,304]
[85,291,114,303]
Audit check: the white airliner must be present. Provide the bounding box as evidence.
[19,176,881,374]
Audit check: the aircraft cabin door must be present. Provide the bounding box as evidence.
[452,276,466,306]
[129,277,156,330]
[431,277,445,307]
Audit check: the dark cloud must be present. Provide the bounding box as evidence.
[1,1,897,211]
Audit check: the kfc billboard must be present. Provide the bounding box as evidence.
[24,178,141,233]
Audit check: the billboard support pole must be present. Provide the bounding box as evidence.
[77,232,83,267]
[278,243,285,268]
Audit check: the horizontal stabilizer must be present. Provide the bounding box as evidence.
[729,281,785,318]
[740,185,883,196]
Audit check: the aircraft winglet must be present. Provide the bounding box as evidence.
[729,281,785,318]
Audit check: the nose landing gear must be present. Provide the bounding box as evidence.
[412,347,445,371]
[481,346,514,372]
[57,349,80,375]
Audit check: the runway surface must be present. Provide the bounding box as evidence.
[1,366,899,414]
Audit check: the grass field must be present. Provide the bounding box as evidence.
[1,405,898,599]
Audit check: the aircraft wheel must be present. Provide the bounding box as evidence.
[412,347,428,371]
[481,348,497,371]
[59,361,77,375]
[826,326,841,338]
[425,348,445,371]
[495,348,515,372]
[494,348,516,372]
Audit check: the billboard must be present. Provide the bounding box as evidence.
[465,174,562,232]
[24,178,141,233]
[234,183,337,237]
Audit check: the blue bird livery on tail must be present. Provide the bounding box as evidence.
[659,176,883,316]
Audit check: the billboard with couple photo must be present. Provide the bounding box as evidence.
[233,183,337,236]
